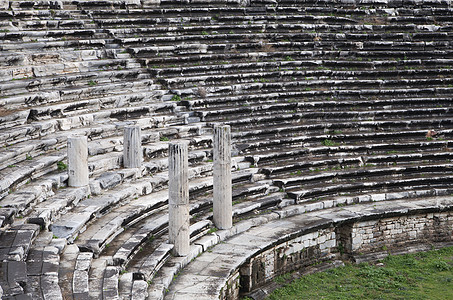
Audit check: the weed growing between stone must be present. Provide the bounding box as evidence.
[268,246,453,299]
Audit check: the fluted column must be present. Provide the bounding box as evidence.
[168,142,190,256]
[213,125,232,229]
[123,125,142,168]
[67,136,89,187]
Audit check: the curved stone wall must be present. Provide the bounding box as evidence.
[218,199,453,299]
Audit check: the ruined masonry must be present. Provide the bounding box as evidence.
[213,124,233,230]
[1,0,453,299]
[168,142,190,257]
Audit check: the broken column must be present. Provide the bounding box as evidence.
[123,125,142,168]
[67,136,89,187]
[213,124,232,229]
[168,141,190,256]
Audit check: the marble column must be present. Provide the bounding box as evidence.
[168,141,190,256]
[123,125,142,168]
[213,125,232,229]
[67,136,89,187]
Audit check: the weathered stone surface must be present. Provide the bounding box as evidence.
[67,136,89,187]
[135,243,173,281]
[123,125,142,168]
[213,125,232,230]
[168,142,190,257]
[131,280,148,300]
[42,274,63,300]
[97,172,122,190]
[103,266,119,300]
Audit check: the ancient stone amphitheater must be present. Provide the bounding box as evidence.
[1,0,453,299]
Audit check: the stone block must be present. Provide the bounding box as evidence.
[131,280,148,300]
[194,234,219,252]
[42,274,62,300]
[0,0,9,9]
[73,269,89,294]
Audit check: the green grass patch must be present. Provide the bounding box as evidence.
[268,246,453,300]
[321,139,338,147]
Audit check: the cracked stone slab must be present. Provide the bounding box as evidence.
[135,243,173,281]
[102,266,119,300]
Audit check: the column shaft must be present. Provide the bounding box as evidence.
[67,136,89,187]
[168,142,190,256]
[213,125,232,229]
[123,125,142,168]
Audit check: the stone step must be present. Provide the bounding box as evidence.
[221,114,453,141]
[0,208,16,228]
[245,140,452,165]
[25,97,169,122]
[278,0,452,8]
[0,68,151,97]
[234,128,453,154]
[0,224,40,262]
[0,124,204,216]
[102,266,119,300]
[0,109,182,149]
[109,22,452,43]
[146,194,286,299]
[0,224,40,298]
[232,192,286,219]
[73,171,219,255]
[0,38,108,52]
[0,28,97,43]
[122,32,453,53]
[49,158,222,243]
[183,88,453,109]
[137,50,453,71]
[0,47,134,69]
[150,61,453,80]
[172,82,453,102]
[286,174,453,203]
[0,94,167,131]
[243,120,449,140]
[0,57,143,83]
[72,252,93,298]
[163,71,453,91]
[87,256,108,299]
[0,173,67,222]
[235,127,453,157]
[232,123,453,145]
[195,102,453,123]
[0,152,65,201]
[0,81,162,121]
[116,28,453,47]
[0,261,29,298]
[0,111,190,169]
[274,163,453,188]
[259,151,453,176]
[108,170,254,268]
[26,244,63,300]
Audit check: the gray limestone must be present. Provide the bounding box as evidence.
[135,243,173,281]
[103,266,119,300]
[67,136,89,187]
[123,125,142,168]
[168,142,190,257]
[213,125,232,230]
[131,280,148,300]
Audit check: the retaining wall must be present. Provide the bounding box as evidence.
[232,209,453,297]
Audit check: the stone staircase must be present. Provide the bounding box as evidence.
[1,0,453,299]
